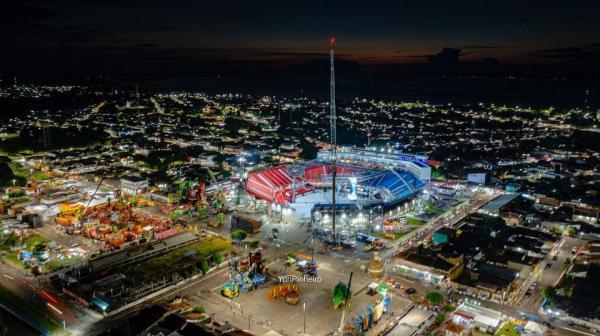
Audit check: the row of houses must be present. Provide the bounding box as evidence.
[393,213,555,303]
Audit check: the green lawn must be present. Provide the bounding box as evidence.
[45,256,82,272]
[425,203,445,216]
[495,322,521,336]
[131,236,232,277]
[31,171,51,181]
[0,234,52,270]
[376,230,412,240]
[8,163,30,178]
[0,133,17,139]
[1,253,22,269]
[405,216,427,225]
[23,234,51,248]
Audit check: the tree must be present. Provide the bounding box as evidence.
[211,252,223,264]
[8,190,26,198]
[33,242,47,253]
[249,241,260,249]
[217,212,225,225]
[1,232,19,248]
[199,259,209,274]
[299,139,318,160]
[231,229,247,243]
[426,291,444,306]
[541,286,557,305]
[332,281,352,308]
[483,215,505,236]
[435,313,446,325]
[190,262,198,274]
[192,306,205,314]
[197,207,207,220]
[566,226,578,236]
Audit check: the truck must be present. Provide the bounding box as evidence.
[230,214,261,234]
[356,232,376,243]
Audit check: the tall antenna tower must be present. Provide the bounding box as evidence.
[584,89,590,110]
[330,36,337,238]
[41,121,52,149]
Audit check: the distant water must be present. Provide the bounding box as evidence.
[135,74,600,109]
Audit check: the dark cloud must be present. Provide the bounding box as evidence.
[428,48,463,65]
[532,46,600,61]
[463,45,503,50]
[538,47,584,54]
[2,1,58,39]
[136,43,159,48]
[394,54,431,59]
[3,0,600,79]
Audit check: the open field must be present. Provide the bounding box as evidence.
[117,236,233,282]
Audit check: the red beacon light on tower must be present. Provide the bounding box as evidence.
[330,36,336,48]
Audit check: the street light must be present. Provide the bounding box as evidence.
[303,301,306,334]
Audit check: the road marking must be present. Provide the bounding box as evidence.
[559,326,596,336]
[47,303,63,315]
[3,274,14,280]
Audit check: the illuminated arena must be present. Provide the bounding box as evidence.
[245,147,431,232]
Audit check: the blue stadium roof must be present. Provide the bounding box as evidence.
[362,170,425,205]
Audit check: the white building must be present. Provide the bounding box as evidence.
[120,176,149,195]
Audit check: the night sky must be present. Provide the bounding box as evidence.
[3,0,600,79]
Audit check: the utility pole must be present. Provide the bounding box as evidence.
[330,36,337,240]
[303,301,307,334]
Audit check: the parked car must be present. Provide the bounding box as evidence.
[405,288,417,294]
[340,240,356,248]
[312,228,330,237]
[541,321,554,329]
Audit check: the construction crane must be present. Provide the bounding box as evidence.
[81,177,105,219]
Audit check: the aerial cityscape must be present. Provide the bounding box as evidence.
[1,1,600,336]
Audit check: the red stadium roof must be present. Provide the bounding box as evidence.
[246,166,311,204]
[304,164,361,182]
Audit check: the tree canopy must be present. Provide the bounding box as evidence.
[231,229,247,241]
[426,291,444,306]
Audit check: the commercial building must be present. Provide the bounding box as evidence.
[120,176,149,195]
[394,245,464,285]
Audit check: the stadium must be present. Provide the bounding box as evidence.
[244,146,431,234]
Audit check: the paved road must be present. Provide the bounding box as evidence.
[0,261,84,335]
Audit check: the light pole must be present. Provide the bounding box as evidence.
[303,301,306,334]
[501,290,506,318]
[238,156,246,178]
